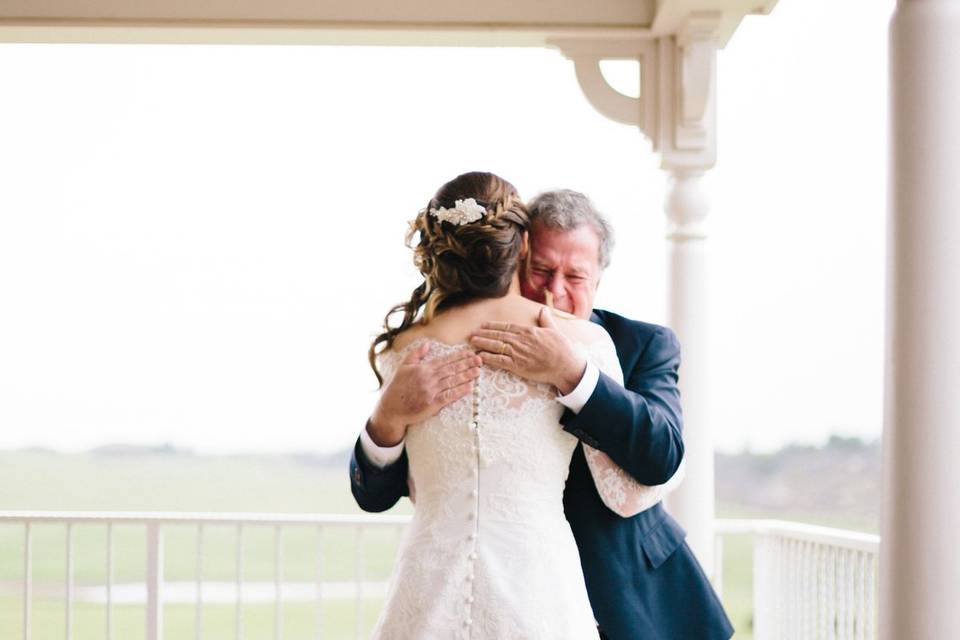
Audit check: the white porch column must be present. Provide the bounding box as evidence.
[656,19,720,573]
[663,168,714,573]
[882,1,960,638]
[555,14,725,575]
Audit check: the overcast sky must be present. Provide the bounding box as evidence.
[0,0,894,454]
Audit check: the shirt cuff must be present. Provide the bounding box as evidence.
[359,423,405,468]
[557,362,599,414]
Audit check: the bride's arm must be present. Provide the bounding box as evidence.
[573,332,683,517]
[561,324,684,488]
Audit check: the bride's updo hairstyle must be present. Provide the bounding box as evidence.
[369,171,530,384]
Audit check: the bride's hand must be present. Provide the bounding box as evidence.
[470,307,586,395]
[368,343,482,446]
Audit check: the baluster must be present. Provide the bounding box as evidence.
[801,541,810,640]
[106,524,113,640]
[796,540,810,639]
[759,534,772,640]
[65,523,73,640]
[787,538,796,640]
[275,525,283,640]
[854,551,867,640]
[799,539,806,640]
[827,546,837,639]
[865,553,877,640]
[771,536,781,640]
[196,524,204,640]
[774,535,785,640]
[236,524,244,640]
[23,522,32,640]
[781,538,790,640]
[772,535,781,639]
[773,536,784,640]
[846,550,856,638]
[315,526,324,640]
[355,525,364,640]
[752,535,765,639]
[816,544,827,638]
[775,535,784,640]
[146,523,164,640]
[808,542,817,640]
[802,540,810,640]
[838,548,848,639]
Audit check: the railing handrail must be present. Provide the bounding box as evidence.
[0,510,413,526]
[714,518,879,553]
[0,512,877,546]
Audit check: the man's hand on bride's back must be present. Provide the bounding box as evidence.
[367,343,483,447]
[470,308,587,396]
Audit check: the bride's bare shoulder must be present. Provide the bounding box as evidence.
[388,311,469,353]
[387,322,431,354]
[511,297,599,340]
[550,309,609,344]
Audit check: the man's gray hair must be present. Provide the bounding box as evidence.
[527,189,615,269]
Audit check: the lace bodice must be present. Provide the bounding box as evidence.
[379,338,581,513]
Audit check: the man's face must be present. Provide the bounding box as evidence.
[520,221,602,319]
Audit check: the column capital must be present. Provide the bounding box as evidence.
[655,12,720,174]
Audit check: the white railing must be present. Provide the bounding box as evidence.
[1,512,879,640]
[0,511,411,640]
[715,519,880,640]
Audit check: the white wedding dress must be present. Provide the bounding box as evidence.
[369,334,628,640]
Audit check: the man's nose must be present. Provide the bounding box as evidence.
[547,276,566,298]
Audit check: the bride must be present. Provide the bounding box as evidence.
[368,172,625,639]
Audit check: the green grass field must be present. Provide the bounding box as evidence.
[0,449,864,639]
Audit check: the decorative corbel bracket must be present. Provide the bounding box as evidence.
[548,38,658,141]
[550,11,722,172]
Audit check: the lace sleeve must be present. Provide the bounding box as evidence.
[579,335,685,518]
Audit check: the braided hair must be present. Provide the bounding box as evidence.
[369,171,529,385]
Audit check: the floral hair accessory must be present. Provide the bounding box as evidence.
[429,198,487,226]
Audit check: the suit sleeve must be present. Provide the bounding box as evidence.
[559,326,684,486]
[349,432,410,513]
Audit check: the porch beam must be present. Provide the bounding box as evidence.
[0,0,775,47]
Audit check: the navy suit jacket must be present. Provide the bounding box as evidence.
[349,309,733,639]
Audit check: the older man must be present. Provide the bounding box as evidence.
[350,190,733,639]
